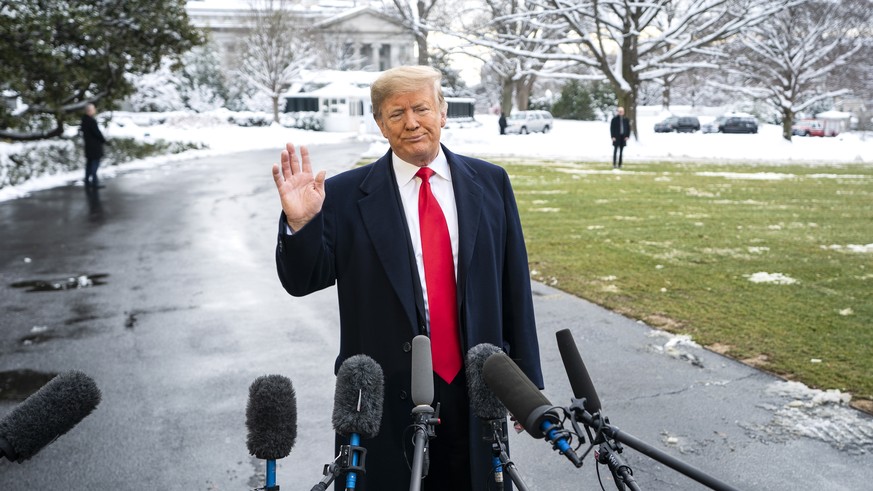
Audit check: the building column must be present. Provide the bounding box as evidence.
[372,43,381,71]
[390,42,399,68]
[352,42,362,70]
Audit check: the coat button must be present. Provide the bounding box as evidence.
[402,342,411,352]
[399,390,408,400]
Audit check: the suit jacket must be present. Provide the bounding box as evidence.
[81,114,106,160]
[610,115,630,146]
[276,144,543,490]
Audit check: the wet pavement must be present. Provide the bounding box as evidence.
[1,141,872,490]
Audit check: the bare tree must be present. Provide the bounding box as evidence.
[448,0,562,115]
[382,0,442,65]
[454,0,806,139]
[714,0,870,140]
[236,0,317,123]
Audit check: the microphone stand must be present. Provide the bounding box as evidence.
[484,419,530,491]
[310,443,368,491]
[408,403,440,491]
[568,398,742,491]
[255,459,279,491]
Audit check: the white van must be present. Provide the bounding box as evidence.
[505,110,554,134]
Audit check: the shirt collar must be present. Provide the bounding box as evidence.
[393,147,450,187]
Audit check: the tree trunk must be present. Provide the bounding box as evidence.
[272,95,280,124]
[416,32,429,65]
[627,90,638,142]
[782,108,794,141]
[514,80,530,111]
[501,78,513,115]
[661,76,671,110]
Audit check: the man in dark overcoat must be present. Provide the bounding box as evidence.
[272,66,543,490]
[610,106,631,169]
[81,103,107,187]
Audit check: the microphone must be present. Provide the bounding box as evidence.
[555,329,602,414]
[0,370,101,463]
[483,352,582,467]
[465,343,506,420]
[554,331,743,491]
[411,335,433,406]
[408,335,439,491]
[331,355,384,490]
[466,343,507,485]
[246,374,297,490]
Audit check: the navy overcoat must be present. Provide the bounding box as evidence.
[276,144,544,490]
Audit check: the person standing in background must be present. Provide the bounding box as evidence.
[498,112,507,135]
[81,103,107,188]
[610,107,630,169]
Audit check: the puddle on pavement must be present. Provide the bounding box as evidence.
[9,273,109,292]
[18,325,93,346]
[0,369,58,401]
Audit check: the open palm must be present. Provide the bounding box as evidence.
[271,143,326,231]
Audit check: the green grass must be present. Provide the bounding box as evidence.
[501,159,873,402]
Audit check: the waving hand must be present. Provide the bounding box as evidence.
[271,143,327,232]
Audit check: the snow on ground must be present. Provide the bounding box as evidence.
[745,272,799,285]
[3,108,872,202]
[2,108,871,435]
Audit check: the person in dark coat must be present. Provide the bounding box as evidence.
[81,103,107,187]
[610,106,631,169]
[498,112,507,135]
[272,65,543,491]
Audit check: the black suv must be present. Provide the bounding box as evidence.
[654,116,700,133]
[720,116,758,134]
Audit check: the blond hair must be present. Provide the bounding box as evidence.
[370,66,447,118]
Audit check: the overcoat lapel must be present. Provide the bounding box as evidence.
[444,145,483,326]
[357,152,420,336]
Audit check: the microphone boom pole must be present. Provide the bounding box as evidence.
[556,329,742,491]
[574,404,739,491]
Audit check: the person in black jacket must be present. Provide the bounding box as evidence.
[81,103,107,188]
[272,65,543,491]
[610,107,630,169]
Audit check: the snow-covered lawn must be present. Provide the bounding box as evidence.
[2,108,871,203]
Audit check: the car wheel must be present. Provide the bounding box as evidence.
[521,127,528,134]
[542,125,550,134]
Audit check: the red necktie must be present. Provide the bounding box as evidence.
[416,167,462,383]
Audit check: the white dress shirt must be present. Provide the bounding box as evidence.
[392,148,460,331]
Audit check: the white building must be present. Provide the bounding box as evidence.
[186,0,415,71]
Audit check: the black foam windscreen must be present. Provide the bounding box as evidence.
[331,355,385,439]
[555,329,602,414]
[465,343,507,420]
[483,352,552,438]
[411,335,434,406]
[0,370,101,462]
[245,374,297,460]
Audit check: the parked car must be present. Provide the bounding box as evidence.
[792,119,825,137]
[654,116,700,133]
[720,115,758,134]
[654,116,679,133]
[505,110,553,134]
[702,117,725,134]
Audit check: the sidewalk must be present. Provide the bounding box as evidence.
[510,281,873,490]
